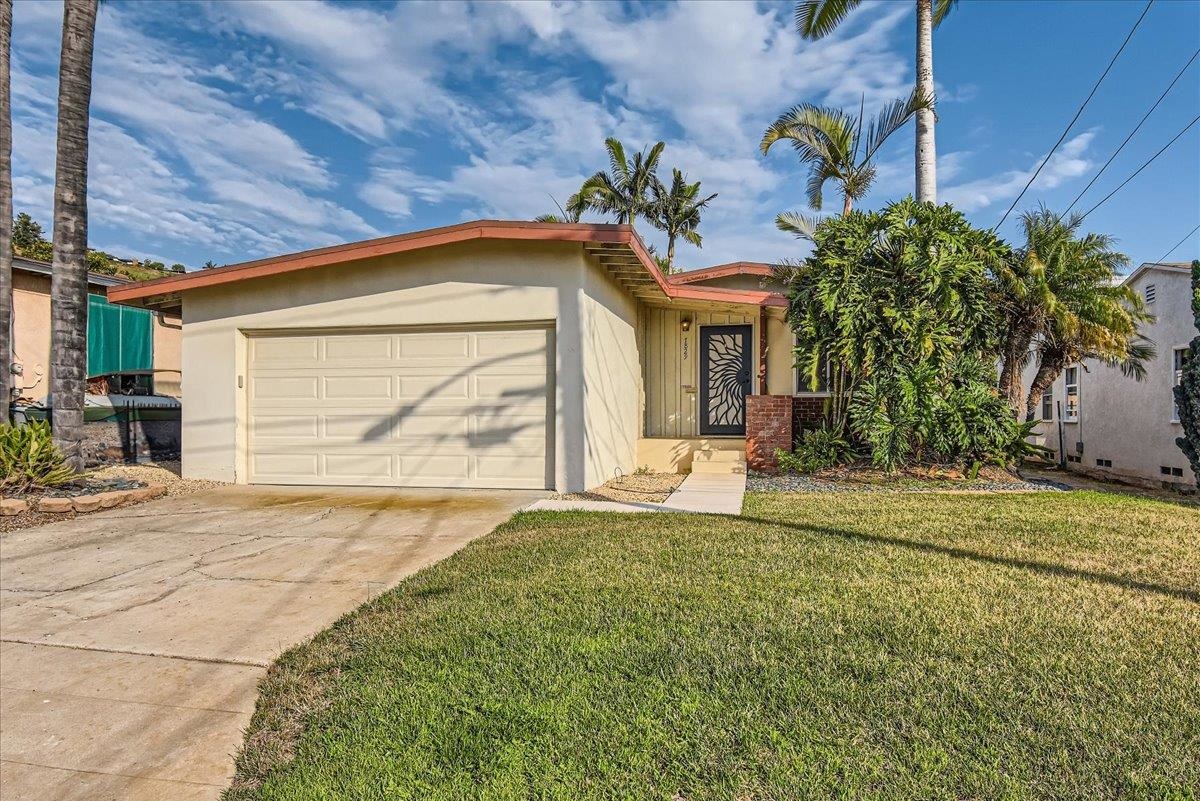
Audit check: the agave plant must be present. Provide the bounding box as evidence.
[0,420,76,495]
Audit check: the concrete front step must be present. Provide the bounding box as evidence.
[691,461,747,475]
[692,449,746,464]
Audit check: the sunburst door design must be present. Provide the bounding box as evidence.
[699,325,752,435]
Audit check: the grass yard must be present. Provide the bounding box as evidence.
[226,491,1199,800]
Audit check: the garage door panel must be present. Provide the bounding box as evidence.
[248,327,550,489]
[323,375,394,400]
[323,334,394,362]
[398,333,471,359]
[324,453,395,479]
[253,414,320,440]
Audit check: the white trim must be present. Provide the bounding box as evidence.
[1064,366,1080,423]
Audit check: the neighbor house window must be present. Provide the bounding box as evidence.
[1041,387,1054,421]
[1174,347,1189,421]
[795,354,831,395]
[1064,367,1080,422]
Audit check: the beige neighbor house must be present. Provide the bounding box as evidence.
[109,221,823,492]
[11,255,182,403]
[1024,262,1196,490]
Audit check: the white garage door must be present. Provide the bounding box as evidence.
[246,327,552,489]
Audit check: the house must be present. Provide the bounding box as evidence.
[10,255,183,402]
[1026,262,1196,490]
[108,221,820,492]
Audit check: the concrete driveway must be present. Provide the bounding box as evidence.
[0,485,540,800]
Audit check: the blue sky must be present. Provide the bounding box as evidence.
[9,0,1200,273]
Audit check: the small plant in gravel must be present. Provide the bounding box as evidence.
[0,421,76,495]
[776,426,854,474]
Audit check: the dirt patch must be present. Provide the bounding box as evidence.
[553,472,685,504]
[1,461,226,535]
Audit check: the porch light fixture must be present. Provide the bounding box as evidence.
[681,318,692,332]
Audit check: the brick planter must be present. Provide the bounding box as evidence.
[792,395,826,433]
[746,395,793,473]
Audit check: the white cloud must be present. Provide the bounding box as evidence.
[942,130,1097,212]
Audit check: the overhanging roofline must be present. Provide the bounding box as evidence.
[107,219,785,311]
[668,261,777,285]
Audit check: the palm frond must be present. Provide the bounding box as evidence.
[933,0,958,28]
[861,88,932,163]
[794,0,862,39]
[776,210,822,240]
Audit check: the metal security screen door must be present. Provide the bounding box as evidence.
[699,325,753,435]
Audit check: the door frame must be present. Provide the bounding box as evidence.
[698,324,753,436]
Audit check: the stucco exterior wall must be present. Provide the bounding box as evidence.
[9,271,181,402]
[12,271,52,401]
[1025,265,1196,488]
[679,273,775,292]
[178,239,638,492]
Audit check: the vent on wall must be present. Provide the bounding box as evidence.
[1161,466,1185,477]
[1067,454,1082,464]
[1145,283,1157,304]
[1096,458,1112,468]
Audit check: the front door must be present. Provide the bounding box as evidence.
[699,325,753,436]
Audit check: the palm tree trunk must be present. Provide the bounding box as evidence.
[1025,349,1066,423]
[842,194,853,215]
[49,0,97,470]
[997,319,1034,417]
[914,0,937,203]
[0,0,13,420]
[666,234,676,273]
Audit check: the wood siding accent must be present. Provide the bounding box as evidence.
[642,306,757,437]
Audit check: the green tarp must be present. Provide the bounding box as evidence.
[87,293,153,377]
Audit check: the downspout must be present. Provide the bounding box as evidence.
[758,305,768,395]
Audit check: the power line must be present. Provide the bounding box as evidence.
[1152,223,1200,266]
[994,0,1154,230]
[1078,114,1199,221]
[1064,48,1199,215]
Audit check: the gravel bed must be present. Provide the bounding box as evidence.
[748,471,1072,494]
[554,472,687,504]
[89,460,226,497]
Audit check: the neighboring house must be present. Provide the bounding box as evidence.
[11,255,183,403]
[1025,262,1196,490]
[109,221,819,492]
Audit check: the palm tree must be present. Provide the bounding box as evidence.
[0,0,13,419]
[49,0,98,470]
[760,90,928,237]
[648,169,717,271]
[568,137,664,228]
[1003,210,1154,422]
[795,0,957,203]
[533,195,581,224]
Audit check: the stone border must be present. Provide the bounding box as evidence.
[1,483,167,516]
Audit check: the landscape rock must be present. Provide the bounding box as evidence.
[1,498,29,516]
[36,496,75,513]
[92,490,130,509]
[72,495,103,513]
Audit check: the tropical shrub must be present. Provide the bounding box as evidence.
[0,421,76,495]
[1175,260,1200,480]
[776,426,854,474]
[787,198,1025,470]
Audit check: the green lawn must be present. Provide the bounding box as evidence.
[226,491,1199,801]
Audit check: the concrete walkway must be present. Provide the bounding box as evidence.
[525,471,746,515]
[0,485,540,800]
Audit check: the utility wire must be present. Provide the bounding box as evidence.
[994,0,1154,230]
[1152,223,1200,266]
[1078,114,1199,221]
[1064,48,1199,215]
